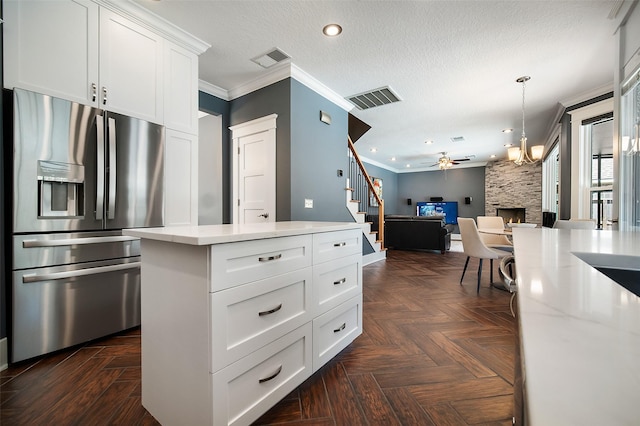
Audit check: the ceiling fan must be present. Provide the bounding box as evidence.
[427,152,471,170]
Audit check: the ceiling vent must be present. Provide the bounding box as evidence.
[346,86,402,110]
[450,136,465,143]
[251,48,290,68]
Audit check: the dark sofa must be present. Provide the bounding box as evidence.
[383,214,452,254]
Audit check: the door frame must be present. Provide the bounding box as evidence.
[230,114,278,224]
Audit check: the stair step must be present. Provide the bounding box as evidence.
[349,200,360,203]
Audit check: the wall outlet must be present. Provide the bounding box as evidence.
[304,199,313,208]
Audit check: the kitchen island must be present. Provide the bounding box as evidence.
[124,221,363,426]
[512,228,640,425]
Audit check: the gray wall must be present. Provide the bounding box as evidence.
[290,79,352,222]
[397,167,486,227]
[198,114,223,225]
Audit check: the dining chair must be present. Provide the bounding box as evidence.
[476,216,513,251]
[552,219,596,229]
[458,217,510,293]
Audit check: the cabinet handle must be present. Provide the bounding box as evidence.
[333,278,347,285]
[333,323,346,333]
[258,254,282,262]
[333,242,346,247]
[258,365,282,384]
[258,303,282,316]
[91,83,97,102]
[102,86,107,105]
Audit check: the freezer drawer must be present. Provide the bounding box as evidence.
[11,257,141,362]
[13,231,140,270]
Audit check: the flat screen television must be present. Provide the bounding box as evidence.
[416,201,458,225]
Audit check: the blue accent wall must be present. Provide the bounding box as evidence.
[290,80,352,221]
[228,78,352,222]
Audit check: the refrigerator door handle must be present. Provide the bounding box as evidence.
[96,116,105,220]
[22,235,139,248]
[22,262,140,283]
[107,117,117,220]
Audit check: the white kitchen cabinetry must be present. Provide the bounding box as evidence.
[4,0,163,123]
[164,40,199,135]
[3,0,99,104]
[126,223,363,426]
[164,129,198,226]
[98,7,164,123]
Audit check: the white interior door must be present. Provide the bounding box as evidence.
[230,114,277,224]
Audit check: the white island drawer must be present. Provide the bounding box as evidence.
[312,253,362,316]
[210,268,312,372]
[210,235,312,291]
[312,295,362,372]
[312,229,361,264]
[212,323,312,426]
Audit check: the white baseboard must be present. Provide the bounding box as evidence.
[451,233,461,241]
[363,250,386,266]
[0,338,8,371]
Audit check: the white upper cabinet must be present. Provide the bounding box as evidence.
[164,41,199,135]
[3,0,100,104]
[3,0,206,127]
[99,8,164,123]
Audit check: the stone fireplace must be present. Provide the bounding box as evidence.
[497,207,526,224]
[485,159,542,226]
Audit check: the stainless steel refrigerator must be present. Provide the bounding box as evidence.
[7,88,164,362]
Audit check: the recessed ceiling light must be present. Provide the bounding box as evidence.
[425,140,434,144]
[502,128,513,133]
[406,164,411,168]
[391,157,396,161]
[490,154,497,158]
[370,148,377,153]
[323,24,342,37]
[504,143,513,147]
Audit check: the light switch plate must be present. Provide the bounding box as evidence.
[304,199,313,208]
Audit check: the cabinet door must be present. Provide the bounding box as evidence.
[3,0,99,104]
[164,41,199,134]
[99,8,163,123]
[165,129,198,226]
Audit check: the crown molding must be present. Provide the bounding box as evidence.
[98,0,210,54]
[225,62,354,112]
[559,82,614,108]
[199,80,230,101]
[290,64,354,112]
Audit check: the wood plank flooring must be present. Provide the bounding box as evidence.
[0,248,516,425]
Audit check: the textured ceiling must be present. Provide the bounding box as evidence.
[135,0,619,172]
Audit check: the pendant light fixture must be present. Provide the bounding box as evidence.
[508,76,544,165]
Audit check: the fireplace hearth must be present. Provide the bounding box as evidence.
[497,208,526,224]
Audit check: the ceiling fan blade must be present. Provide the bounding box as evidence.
[451,158,470,162]
[450,161,460,165]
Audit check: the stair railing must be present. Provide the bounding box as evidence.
[347,136,384,249]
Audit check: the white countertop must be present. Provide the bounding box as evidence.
[512,228,640,425]
[123,221,362,245]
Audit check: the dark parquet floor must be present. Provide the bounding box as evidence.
[0,247,516,425]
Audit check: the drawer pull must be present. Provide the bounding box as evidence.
[258,254,282,262]
[258,303,283,316]
[333,242,346,247]
[333,323,346,333]
[333,278,347,285]
[258,365,282,383]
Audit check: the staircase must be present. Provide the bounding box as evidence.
[345,180,386,265]
[346,137,386,266]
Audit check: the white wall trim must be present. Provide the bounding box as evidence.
[220,62,354,112]
[0,338,8,372]
[97,0,210,54]
[199,80,229,101]
[568,98,614,218]
[560,83,614,108]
